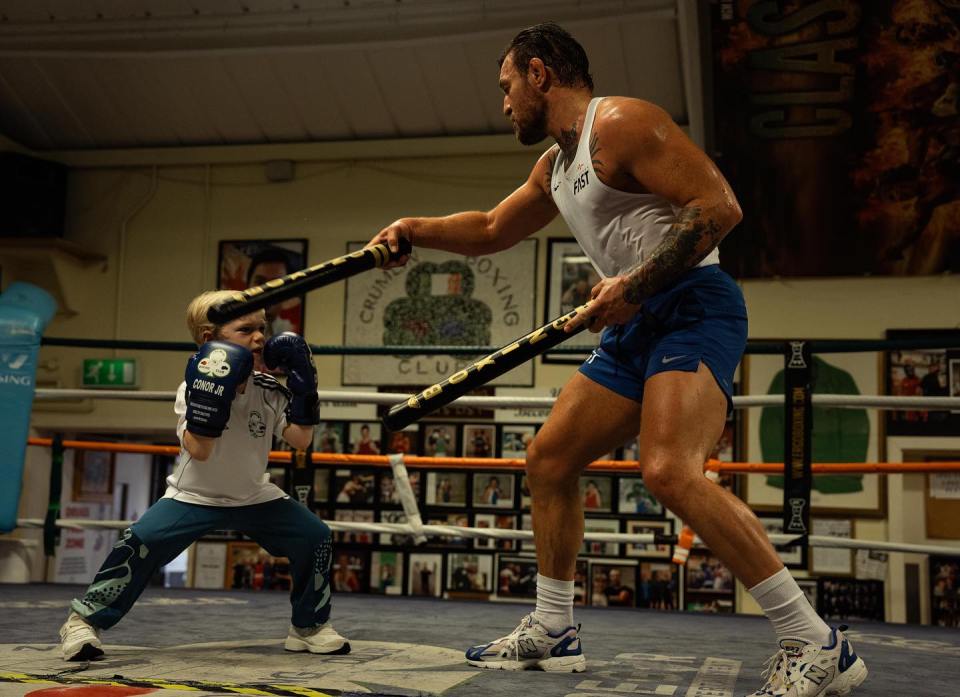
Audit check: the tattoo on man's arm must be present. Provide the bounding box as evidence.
[623,207,724,304]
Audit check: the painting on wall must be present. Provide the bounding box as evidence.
[218,239,307,337]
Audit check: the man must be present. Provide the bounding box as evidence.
[367,22,866,696]
[245,247,302,338]
[602,568,634,607]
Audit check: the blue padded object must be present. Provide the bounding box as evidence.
[0,282,56,533]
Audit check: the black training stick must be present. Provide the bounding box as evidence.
[208,239,412,324]
[382,302,593,431]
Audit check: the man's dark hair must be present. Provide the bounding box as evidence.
[499,22,593,90]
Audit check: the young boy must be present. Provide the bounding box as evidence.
[59,290,348,660]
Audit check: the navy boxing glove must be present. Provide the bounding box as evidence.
[184,341,253,437]
[263,332,320,426]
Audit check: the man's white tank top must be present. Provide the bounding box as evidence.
[550,97,720,279]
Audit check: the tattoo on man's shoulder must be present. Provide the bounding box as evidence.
[589,132,604,176]
[622,206,724,304]
[544,149,558,191]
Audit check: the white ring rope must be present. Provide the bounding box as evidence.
[32,388,960,411]
[14,518,959,557]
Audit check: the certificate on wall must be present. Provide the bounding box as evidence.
[811,519,853,576]
[192,542,228,589]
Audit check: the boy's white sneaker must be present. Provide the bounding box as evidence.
[284,623,351,654]
[59,611,104,661]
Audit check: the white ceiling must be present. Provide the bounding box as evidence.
[0,0,702,151]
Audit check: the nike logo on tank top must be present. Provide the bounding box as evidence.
[550,97,720,279]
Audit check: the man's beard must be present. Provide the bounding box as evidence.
[513,97,548,145]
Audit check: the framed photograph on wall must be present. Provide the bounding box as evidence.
[73,450,115,503]
[636,561,678,610]
[447,553,494,596]
[811,518,853,576]
[423,423,458,458]
[473,473,515,509]
[425,513,469,549]
[313,469,330,505]
[818,577,885,622]
[589,560,637,608]
[347,421,382,456]
[746,352,885,517]
[885,329,960,436]
[332,549,369,593]
[462,424,495,458]
[379,470,421,506]
[930,556,960,628]
[582,518,620,557]
[618,477,664,517]
[496,554,539,599]
[314,421,347,454]
[379,511,416,547]
[333,510,374,545]
[543,238,601,363]
[580,476,613,513]
[333,469,375,505]
[385,425,419,456]
[409,553,443,597]
[685,549,735,613]
[500,424,536,459]
[625,520,673,559]
[191,542,228,590]
[757,516,808,570]
[473,514,517,551]
[370,551,404,595]
[218,239,307,337]
[425,472,467,507]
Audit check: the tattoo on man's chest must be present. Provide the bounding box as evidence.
[560,122,579,162]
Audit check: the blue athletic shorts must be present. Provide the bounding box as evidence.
[578,264,747,411]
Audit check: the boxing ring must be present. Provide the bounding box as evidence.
[4,337,960,696]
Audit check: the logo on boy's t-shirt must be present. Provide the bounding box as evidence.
[248,410,266,438]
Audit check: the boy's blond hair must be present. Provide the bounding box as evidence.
[185,290,244,346]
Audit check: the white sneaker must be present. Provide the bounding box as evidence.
[465,613,586,672]
[59,611,104,661]
[284,623,351,655]
[747,626,867,696]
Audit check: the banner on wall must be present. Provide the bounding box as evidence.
[711,0,959,277]
[342,240,537,387]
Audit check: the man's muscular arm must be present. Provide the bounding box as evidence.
[572,100,742,330]
[377,151,558,256]
[619,101,742,301]
[369,148,559,263]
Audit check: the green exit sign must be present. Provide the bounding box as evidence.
[83,358,139,389]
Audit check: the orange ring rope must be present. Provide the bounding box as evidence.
[25,438,960,473]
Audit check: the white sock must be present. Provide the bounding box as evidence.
[749,567,831,645]
[533,574,575,632]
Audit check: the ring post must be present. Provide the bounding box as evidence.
[783,340,813,542]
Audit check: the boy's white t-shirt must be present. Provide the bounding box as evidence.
[166,372,291,506]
